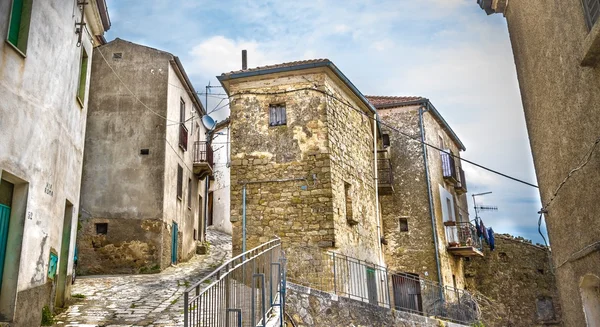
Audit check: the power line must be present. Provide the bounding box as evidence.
[229,87,539,189]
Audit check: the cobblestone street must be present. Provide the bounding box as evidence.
[53,228,232,327]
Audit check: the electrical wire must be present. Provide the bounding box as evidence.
[96,49,182,124]
[228,87,539,189]
[208,101,230,115]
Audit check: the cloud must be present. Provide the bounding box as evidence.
[105,0,547,243]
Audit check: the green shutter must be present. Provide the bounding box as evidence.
[77,50,88,103]
[8,0,24,46]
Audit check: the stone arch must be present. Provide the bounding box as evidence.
[580,273,600,326]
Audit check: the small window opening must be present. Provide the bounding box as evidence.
[399,218,409,232]
[177,165,183,200]
[187,178,192,209]
[112,52,122,59]
[140,149,150,155]
[382,134,390,148]
[95,223,108,235]
[269,104,287,126]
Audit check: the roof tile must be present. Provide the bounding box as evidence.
[365,95,424,107]
[221,59,331,76]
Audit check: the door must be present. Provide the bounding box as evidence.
[197,195,203,241]
[366,267,378,305]
[392,273,423,313]
[207,192,213,226]
[171,222,178,264]
[0,205,10,290]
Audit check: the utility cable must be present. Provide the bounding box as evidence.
[228,87,539,189]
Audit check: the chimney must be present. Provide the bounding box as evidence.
[242,50,247,70]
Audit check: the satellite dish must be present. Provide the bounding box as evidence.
[201,115,216,131]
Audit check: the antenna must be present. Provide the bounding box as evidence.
[472,191,498,222]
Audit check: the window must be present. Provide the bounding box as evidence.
[399,218,408,232]
[177,165,183,200]
[77,48,89,106]
[187,178,192,209]
[6,0,33,55]
[446,198,454,222]
[580,274,600,326]
[179,98,188,151]
[345,182,353,219]
[382,134,390,148]
[269,104,286,126]
[95,223,108,235]
[582,0,600,30]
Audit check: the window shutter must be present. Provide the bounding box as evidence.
[281,105,286,124]
[177,165,183,199]
[8,0,24,45]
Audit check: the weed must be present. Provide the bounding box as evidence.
[71,293,86,299]
[171,298,178,305]
[40,306,54,326]
[130,303,137,309]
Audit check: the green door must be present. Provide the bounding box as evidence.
[0,204,11,289]
[171,222,178,264]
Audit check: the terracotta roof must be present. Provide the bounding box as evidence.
[365,95,425,107]
[221,59,331,76]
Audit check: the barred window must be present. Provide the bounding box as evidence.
[269,104,286,126]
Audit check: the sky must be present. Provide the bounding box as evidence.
[104,0,548,244]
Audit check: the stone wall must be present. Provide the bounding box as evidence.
[227,68,381,286]
[465,234,562,326]
[286,283,468,327]
[482,1,600,326]
[377,104,468,289]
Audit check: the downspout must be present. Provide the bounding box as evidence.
[420,105,444,292]
[373,112,383,265]
[203,175,210,241]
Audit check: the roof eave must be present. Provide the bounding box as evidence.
[425,101,466,151]
[172,57,206,115]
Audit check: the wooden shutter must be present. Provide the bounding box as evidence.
[177,165,183,199]
[8,0,24,46]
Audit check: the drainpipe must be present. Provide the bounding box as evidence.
[242,184,247,257]
[373,112,383,265]
[203,175,210,241]
[420,105,444,294]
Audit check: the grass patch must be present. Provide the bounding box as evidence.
[71,293,86,299]
[130,303,137,309]
[40,306,54,326]
[171,299,178,305]
[139,264,161,274]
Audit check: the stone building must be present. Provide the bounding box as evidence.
[217,59,384,275]
[208,118,232,235]
[478,1,600,325]
[0,0,109,325]
[366,96,479,293]
[464,234,561,327]
[78,38,212,275]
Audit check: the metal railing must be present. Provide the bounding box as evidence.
[179,124,189,151]
[183,238,286,327]
[377,158,394,186]
[286,248,479,325]
[193,141,214,167]
[448,221,483,250]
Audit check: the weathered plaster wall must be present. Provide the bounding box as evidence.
[378,105,468,289]
[0,1,100,324]
[80,39,207,274]
[210,127,231,234]
[286,283,468,327]
[465,234,562,327]
[498,1,600,325]
[422,111,468,290]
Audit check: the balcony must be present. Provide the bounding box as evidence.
[377,150,394,195]
[192,141,214,178]
[179,124,188,151]
[455,166,467,195]
[445,221,484,257]
[440,150,458,184]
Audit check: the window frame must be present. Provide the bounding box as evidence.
[269,104,287,126]
[176,165,183,200]
[76,47,89,107]
[6,0,33,56]
[399,218,409,232]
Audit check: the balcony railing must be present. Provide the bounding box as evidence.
[446,221,483,257]
[179,124,188,151]
[441,150,458,184]
[192,141,214,177]
[377,150,394,195]
[455,166,467,195]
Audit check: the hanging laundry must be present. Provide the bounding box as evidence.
[488,227,495,251]
[475,219,482,238]
[481,220,489,244]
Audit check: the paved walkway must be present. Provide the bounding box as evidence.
[53,228,232,327]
